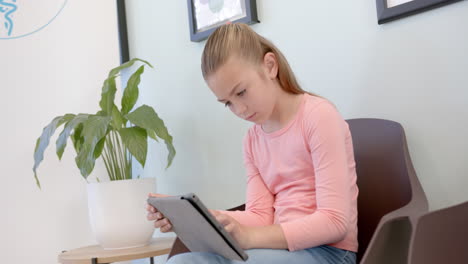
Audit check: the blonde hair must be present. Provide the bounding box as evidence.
[201,23,316,96]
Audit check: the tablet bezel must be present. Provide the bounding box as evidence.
[181,193,248,260]
[147,193,249,261]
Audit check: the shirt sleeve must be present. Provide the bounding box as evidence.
[280,101,352,251]
[218,130,275,227]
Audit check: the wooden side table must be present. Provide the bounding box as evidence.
[58,237,176,264]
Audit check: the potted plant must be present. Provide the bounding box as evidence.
[32,58,175,249]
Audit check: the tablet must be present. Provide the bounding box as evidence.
[147,193,249,261]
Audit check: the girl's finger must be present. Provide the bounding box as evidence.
[215,214,230,226]
[161,223,172,233]
[155,218,171,228]
[146,204,156,213]
[147,213,155,221]
[154,219,165,228]
[147,212,162,221]
[224,223,235,233]
[209,209,220,216]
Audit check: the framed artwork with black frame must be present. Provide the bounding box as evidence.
[116,0,130,63]
[376,0,463,24]
[187,0,259,42]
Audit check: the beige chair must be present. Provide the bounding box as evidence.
[167,118,429,263]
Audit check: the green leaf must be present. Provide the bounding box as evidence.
[99,58,153,117]
[108,58,153,78]
[56,114,90,160]
[93,136,107,159]
[75,115,111,178]
[121,65,145,115]
[98,76,117,115]
[71,123,84,153]
[164,140,176,169]
[126,105,175,168]
[111,104,125,129]
[33,114,75,189]
[118,127,148,167]
[147,129,159,142]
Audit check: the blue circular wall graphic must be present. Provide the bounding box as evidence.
[0,0,68,40]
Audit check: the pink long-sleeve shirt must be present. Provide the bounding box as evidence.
[221,94,359,252]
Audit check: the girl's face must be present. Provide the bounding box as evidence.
[206,54,278,125]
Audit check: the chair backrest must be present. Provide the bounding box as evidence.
[409,201,468,264]
[346,118,423,262]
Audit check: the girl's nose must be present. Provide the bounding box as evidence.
[234,103,247,117]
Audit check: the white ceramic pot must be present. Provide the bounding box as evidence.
[87,178,155,250]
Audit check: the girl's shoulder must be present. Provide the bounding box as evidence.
[302,93,333,113]
[301,94,347,134]
[302,94,345,126]
[302,94,341,120]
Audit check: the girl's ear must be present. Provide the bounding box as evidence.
[263,52,278,80]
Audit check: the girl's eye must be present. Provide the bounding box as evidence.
[224,101,231,107]
[237,89,246,97]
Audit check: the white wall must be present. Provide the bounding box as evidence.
[125,0,468,213]
[0,1,120,263]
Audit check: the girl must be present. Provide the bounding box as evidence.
[147,23,358,264]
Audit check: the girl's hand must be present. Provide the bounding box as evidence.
[210,210,252,249]
[147,193,173,233]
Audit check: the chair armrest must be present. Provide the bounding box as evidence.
[360,199,429,264]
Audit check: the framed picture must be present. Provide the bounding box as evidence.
[187,0,259,42]
[117,0,130,63]
[376,0,463,24]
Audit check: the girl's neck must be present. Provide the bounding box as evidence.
[261,90,304,134]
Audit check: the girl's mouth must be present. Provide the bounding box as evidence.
[246,113,256,121]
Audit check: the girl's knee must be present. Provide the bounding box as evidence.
[166,253,191,264]
[166,252,227,264]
